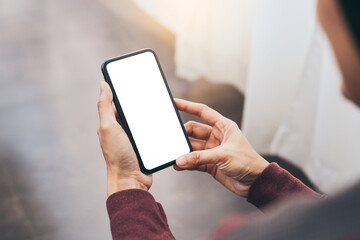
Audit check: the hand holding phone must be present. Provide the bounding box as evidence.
[97,82,153,196]
[101,49,192,174]
[172,98,270,197]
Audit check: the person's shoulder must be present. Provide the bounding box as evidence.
[226,180,360,240]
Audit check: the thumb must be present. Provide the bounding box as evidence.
[97,81,115,124]
[176,147,222,168]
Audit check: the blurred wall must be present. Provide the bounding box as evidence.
[243,0,360,192]
[133,0,256,92]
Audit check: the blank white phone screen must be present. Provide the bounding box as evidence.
[106,51,190,171]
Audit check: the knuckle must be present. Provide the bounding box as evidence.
[99,121,113,133]
[216,119,237,130]
[190,152,201,165]
[187,120,196,126]
[197,103,208,118]
[214,120,226,130]
[185,121,196,135]
[186,120,196,129]
[199,103,208,111]
[229,120,238,129]
[97,98,104,109]
[97,126,100,136]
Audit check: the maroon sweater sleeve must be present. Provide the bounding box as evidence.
[208,163,323,239]
[106,189,175,240]
[247,162,322,209]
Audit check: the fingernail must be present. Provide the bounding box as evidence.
[100,81,105,94]
[176,156,187,166]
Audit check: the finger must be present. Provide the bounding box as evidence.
[176,147,222,169]
[112,104,119,119]
[189,138,206,151]
[185,121,212,140]
[173,162,208,172]
[173,164,184,171]
[111,103,126,128]
[97,81,116,125]
[174,98,224,126]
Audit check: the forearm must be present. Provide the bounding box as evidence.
[107,189,175,240]
[106,173,149,197]
[247,163,322,209]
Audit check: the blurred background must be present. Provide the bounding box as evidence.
[1,0,360,239]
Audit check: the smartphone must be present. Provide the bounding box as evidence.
[101,49,192,174]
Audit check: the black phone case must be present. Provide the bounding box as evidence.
[101,49,192,174]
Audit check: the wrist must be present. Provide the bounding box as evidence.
[238,155,269,197]
[253,155,270,177]
[107,176,148,197]
[247,156,269,187]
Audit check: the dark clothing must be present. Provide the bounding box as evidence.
[247,162,320,209]
[106,163,360,239]
[106,189,175,239]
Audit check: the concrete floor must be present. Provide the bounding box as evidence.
[0,0,255,239]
